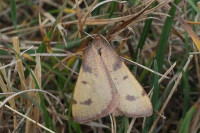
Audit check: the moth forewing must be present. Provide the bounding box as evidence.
[72,35,152,123]
[72,43,119,123]
[96,36,153,117]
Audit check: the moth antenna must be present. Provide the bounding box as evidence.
[81,30,97,39]
[59,36,89,46]
[111,35,135,42]
[98,34,110,44]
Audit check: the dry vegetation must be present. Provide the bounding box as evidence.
[0,0,200,133]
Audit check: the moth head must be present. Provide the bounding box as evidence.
[93,35,106,56]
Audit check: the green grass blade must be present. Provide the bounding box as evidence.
[182,71,191,117]
[71,123,83,133]
[68,94,73,133]
[156,0,180,72]
[41,62,67,81]
[151,61,159,110]
[133,2,157,61]
[10,0,17,29]
[178,103,199,133]
[134,18,153,61]
[108,2,117,18]
[188,0,200,15]
[142,60,159,133]
[138,55,154,83]
[118,117,129,133]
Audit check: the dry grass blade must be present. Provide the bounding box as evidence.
[189,100,200,133]
[0,89,59,109]
[190,52,200,54]
[0,102,55,133]
[25,56,41,133]
[127,118,136,133]
[13,37,27,91]
[13,106,32,133]
[178,17,200,51]
[149,55,194,133]
[0,60,21,70]
[106,0,156,40]
[122,57,169,79]
[148,62,177,96]
[0,0,199,132]
[75,0,83,39]
[0,64,17,128]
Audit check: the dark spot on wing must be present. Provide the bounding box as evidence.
[98,48,102,56]
[141,90,146,97]
[123,75,128,80]
[72,99,77,104]
[80,98,92,105]
[82,63,92,73]
[113,59,122,71]
[126,95,136,101]
[81,81,87,84]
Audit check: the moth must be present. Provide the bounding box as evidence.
[72,35,153,123]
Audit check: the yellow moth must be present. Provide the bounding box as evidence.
[72,35,153,123]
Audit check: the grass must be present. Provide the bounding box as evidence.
[0,0,200,133]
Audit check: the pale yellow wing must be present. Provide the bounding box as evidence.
[94,36,153,117]
[72,43,119,123]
